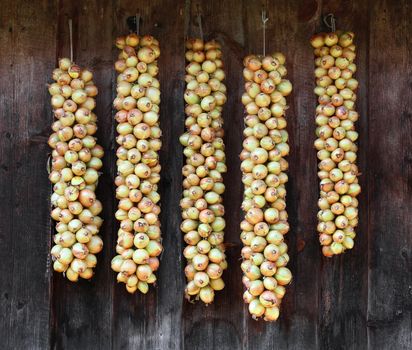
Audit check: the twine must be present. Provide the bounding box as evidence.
[262,10,269,56]
[68,18,73,62]
[135,13,140,35]
[197,5,203,41]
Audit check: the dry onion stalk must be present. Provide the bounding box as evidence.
[310,31,360,257]
[111,33,163,294]
[240,53,293,321]
[180,38,228,304]
[48,58,104,281]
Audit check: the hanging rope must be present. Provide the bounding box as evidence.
[135,13,140,35]
[261,9,269,56]
[68,18,73,62]
[197,4,203,41]
[323,13,336,33]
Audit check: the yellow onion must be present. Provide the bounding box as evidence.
[48,58,104,281]
[311,31,360,257]
[240,52,292,321]
[181,39,227,304]
[112,33,162,293]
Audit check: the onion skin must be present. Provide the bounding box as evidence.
[240,52,292,321]
[48,58,104,280]
[112,34,163,293]
[311,31,360,257]
[181,39,227,304]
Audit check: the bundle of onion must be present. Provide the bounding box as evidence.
[240,52,292,321]
[48,58,104,281]
[179,38,228,304]
[310,31,360,257]
[111,34,162,294]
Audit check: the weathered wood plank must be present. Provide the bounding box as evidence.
[0,1,410,349]
[367,0,412,349]
[0,1,58,349]
[317,1,370,349]
[50,1,115,349]
[272,1,323,349]
[242,0,322,348]
[0,2,17,348]
[182,1,246,349]
[111,1,186,349]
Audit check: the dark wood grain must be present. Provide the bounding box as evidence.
[0,2,15,348]
[0,0,410,349]
[367,0,412,349]
[241,1,323,348]
[111,1,186,349]
[50,1,115,349]
[317,1,370,349]
[110,2,146,349]
[183,1,246,349]
[0,1,58,349]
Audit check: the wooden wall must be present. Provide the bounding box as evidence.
[0,0,411,349]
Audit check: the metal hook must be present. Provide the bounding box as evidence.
[323,13,336,32]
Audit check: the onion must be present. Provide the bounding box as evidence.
[186,280,201,296]
[120,259,137,276]
[180,39,228,303]
[194,271,210,288]
[111,256,124,272]
[112,34,162,293]
[57,247,74,265]
[249,299,265,318]
[66,267,79,282]
[79,268,93,280]
[240,52,292,321]
[210,278,225,291]
[70,258,87,274]
[48,58,104,280]
[72,242,89,259]
[136,264,152,281]
[199,286,214,304]
[53,260,67,273]
[275,267,292,285]
[264,306,280,322]
[311,31,360,256]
